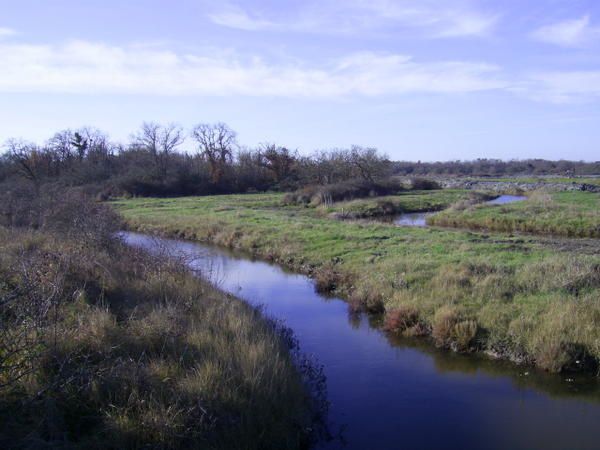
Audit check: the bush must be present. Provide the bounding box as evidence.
[285,179,404,206]
[409,178,441,190]
[383,306,419,333]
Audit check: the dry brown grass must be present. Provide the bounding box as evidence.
[0,221,322,449]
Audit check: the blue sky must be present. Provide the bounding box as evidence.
[1,0,599,161]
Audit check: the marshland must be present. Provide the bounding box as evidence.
[1,123,599,449]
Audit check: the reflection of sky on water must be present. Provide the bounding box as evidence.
[122,231,600,450]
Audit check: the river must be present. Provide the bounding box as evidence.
[122,231,600,450]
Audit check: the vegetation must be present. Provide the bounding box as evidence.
[0,125,392,198]
[0,192,324,449]
[429,191,600,238]
[114,193,600,374]
[393,159,600,177]
[320,190,492,219]
[1,124,598,202]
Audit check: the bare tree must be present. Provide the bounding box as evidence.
[5,139,53,192]
[348,146,390,182]
[133,122,184,179]
[48,130,77,164]
[257,143,297,184]
[191,123,237,184]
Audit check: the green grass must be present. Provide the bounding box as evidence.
[0,226,318,449]
[113,193,600,373]
[429,191,600,238]
[318,189,489,219]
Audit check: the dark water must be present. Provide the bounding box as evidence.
[122,232,600,450]
[393,194,527,227]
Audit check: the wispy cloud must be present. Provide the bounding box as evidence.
[208,7,279,32]
[517,70,600,103]
[0,39,507,97]
[208,0,499,38]
[531,15,600,47]
[0,27,16,38]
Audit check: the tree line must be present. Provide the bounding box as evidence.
[1,122,597,200]
[0,122,392,198]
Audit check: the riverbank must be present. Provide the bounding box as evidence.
[0,219,321,448]
[113,193,600,374]
[122,231,600,450]
[428,190,600,238]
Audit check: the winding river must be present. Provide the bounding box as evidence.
[122,231,600,450]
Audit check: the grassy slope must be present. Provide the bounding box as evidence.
[429,191,600,238]
[0,227,316,449]
[114,194,600,373]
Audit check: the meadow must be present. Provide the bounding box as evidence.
[114,191,600,374]
[429,191,600,238]
[315,189,491,219]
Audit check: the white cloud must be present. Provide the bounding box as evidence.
[518,71,600,103]
[531,15,600,47]
[0,27,16,38]
[207,1,499,38]
[208,8,278,32]
[0,39,507,97]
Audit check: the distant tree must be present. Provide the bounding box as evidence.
[5,139,53,192]
[257,144,297,185]
[348,146,390,182]
[190,123,236,184]
[133,122,184,180]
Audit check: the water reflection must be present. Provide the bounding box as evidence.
[486,194,527,205]
[393,212,430,227]
[392,195,527,227]
[122,232,600,450]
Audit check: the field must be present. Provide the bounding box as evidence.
[429,191,600,238]
[114,192,600,373]
[317,189,491,219]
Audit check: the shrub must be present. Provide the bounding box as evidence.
[452,320,479,352]
[314,264,340,293]
[348,288,385,314]
[383,306,419,334]
[409,178,441,190]
[432,306,461,348]
[285,179,404,206]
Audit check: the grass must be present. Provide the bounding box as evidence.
[113,193,600,374]
[0,226,321,449]
[318,189,490,219]
[429,191,600,238]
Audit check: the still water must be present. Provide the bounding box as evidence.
[122,232,600,450]
[393,194,527,227]
[486,195,528,205]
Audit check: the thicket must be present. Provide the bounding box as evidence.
[1,123,596,200]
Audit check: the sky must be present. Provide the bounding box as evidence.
[1,0,599,161]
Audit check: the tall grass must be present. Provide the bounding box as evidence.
[428,191,600,238]
[0,206,324,448]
